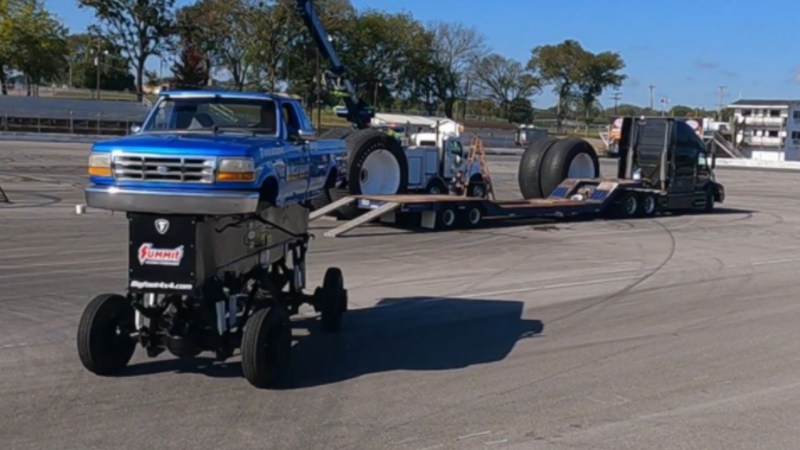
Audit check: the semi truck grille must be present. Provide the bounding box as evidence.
[112,154,217,183]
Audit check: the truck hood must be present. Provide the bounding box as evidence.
[91,132,281,157]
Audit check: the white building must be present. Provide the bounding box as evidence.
[729,99,800,161]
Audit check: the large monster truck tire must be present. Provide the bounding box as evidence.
[329,129,408,220]
[539,137,600,197]
[518,137,560,199]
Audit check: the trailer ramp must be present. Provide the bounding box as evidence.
[323,201,399,238]
[309,196,356,221]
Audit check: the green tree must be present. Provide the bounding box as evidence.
[281,0,357,105]
[63,34,135,92]
[527,39,587,132]
[421,21,488,119]
[508,97,534,124]
[0,0,14,94]
[78,0,176,101]
[170,45,209,88]
[341,9,431,108]
[474,53,540,121]
[7,0,68,96]
[244,0,294,92]
[575,50,625,128]
[174,0,219,80]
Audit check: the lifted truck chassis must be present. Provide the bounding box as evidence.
[77,205,347,388]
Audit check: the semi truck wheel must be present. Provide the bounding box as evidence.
[329,129,408,219]
[539,138,600,197]
[77,293,137,376]
[241,305,292,389]
[640,193,658,217]
[518,137,559,199]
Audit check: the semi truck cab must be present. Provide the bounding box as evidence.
[616,116,725,210]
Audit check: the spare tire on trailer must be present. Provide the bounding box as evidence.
[328,128,409,219]
[539,137,599,196]
[518,137,560,199]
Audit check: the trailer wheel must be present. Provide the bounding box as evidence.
[464,204,483,227]
[539,138,600,197]
[437,205,459,230]
[77,293,137,376]
[319,267,347,332]
[241,305,292,389]
[329,129,408,219]
[518,137,559,199]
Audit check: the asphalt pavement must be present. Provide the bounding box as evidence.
[3,141,800,449]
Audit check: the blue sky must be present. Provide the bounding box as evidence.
[45,0,800,110]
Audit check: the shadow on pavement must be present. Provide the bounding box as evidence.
[119,296,544,389]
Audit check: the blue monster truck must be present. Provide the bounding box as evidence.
[84,90,352,215]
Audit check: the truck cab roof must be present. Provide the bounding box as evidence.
[157,90,301,102]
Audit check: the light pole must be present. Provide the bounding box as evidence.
[92,48,109,100]
[611,90,622,115]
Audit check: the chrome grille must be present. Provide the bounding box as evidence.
[112,153,217,183]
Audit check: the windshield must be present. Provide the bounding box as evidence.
[141,96,279,136]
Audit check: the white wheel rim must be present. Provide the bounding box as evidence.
[473,185,484,197]
[429,185,442,194]
[568,153,596,178]
[443,209,455,226]
[359,149,401,195]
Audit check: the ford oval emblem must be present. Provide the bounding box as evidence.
[157,166,169,174]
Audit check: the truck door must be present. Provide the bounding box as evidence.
[280,101,311,200]
[669,121,699,196]
[442,137,465,180]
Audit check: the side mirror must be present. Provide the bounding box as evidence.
[298,129,316,141]
[130,124,141,134]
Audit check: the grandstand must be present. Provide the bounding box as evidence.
[0,96,149,135]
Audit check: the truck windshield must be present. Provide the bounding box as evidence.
[141,96,279,135]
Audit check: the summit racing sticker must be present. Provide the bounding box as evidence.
[137,243,184,267]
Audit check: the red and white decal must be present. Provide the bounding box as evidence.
[137,243,184,266]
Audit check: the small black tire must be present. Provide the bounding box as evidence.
[539,138,600,197]
[437,204,459,230]
[320,267,347,332]
[518,137,559,199]
[241,306,292,389]
[77,293,137,376]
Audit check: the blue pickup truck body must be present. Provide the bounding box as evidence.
[84,90,347,216]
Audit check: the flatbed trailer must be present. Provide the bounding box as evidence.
[311,176,705,238]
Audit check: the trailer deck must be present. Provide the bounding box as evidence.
[312,178,659,238]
